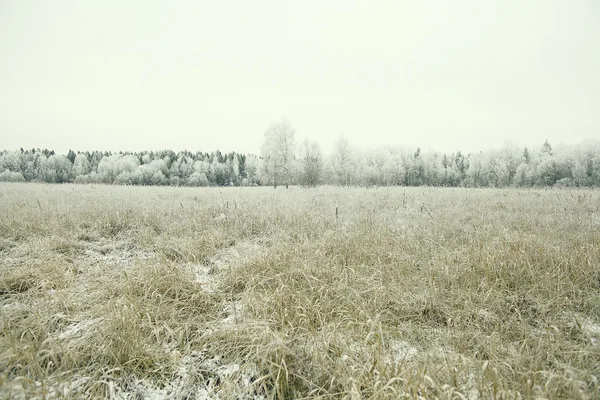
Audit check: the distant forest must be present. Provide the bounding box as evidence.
[1,136,600,188]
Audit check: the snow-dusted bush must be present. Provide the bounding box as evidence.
[114,171,135,185]
[187,172,209,186]
[0,170,25,182]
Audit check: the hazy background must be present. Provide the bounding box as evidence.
[1,0,598,155]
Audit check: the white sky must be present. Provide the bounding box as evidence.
[1,0,598,155]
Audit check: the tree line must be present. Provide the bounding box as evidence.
[1,119,599,188]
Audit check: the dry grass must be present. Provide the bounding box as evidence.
[0,183,599,399]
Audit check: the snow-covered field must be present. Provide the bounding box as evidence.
[1,183,599,399]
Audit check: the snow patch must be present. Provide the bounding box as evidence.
[58,317,103,342]
[194,264,217,293]
[77,239,155,269]
[111,351,261,399]
[192,238,269,291]
[207,238,268,271]
[387,340,419,363]
[221,300,244,325]
[582,319,600,345]
[465,373,480,400]
[3,351,263,400]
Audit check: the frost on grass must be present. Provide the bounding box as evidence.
[57,317,103,343]
[103,351,261,400]
[0,237,16,253]
[193,238,269,292]
[78,239,154,269]
[0,377,95,400]
[581,318,600,346]
[221,299,245,325]
[1,348,261,400]
[563,312,600,346]
[2,185,600,399]
[386,340,419,364]
[338,339,419,366]
[206,238,269,271]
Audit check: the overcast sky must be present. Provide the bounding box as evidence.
[1,0,598,155]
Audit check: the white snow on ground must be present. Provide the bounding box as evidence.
[387,340,419,363]
[564,313,600,346]
[465,373,480,400]
[194,264,217,293]
[0,377,93,400]
[206,238,269,270]
[221,299,244,325]
[109,351,262,399]
[193,238,269,293]
[79,241,155,269]
[582,318,600,345]
[57,317,103,342]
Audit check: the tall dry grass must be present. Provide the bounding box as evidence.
[0,183,599,399]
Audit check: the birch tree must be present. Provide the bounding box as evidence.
[331,135,354,186]
[299,139,323,187]
[261,117,296,188]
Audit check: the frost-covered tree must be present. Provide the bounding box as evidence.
[187,159,210,186]
[244,155,260,186]
[440,153,462,187]
[179,155,195,181]
[356,148,389,186]
[20,151,37,181]
[228,155,240,185]
[331,135,354,186]
[98,154,139,184]
[572,161,588,187]
[299,139,323,187]
[485,150,511,187]
[541,140,553,156]
[36,155,56,183]
[261,117,296,188]
[0,150,21,173]
[0,170,25,182]
[513,162,535,187]
[381,149,405,186]
[405,148,425,186]
[0,150,26,182]
[72,153,91,179]
[211,157,230,186]
[131,159,167,185]
[444,156,461,187]
[50,154,73,183]
[421,152,444,186]
[66,149,76,164]
[188,171,209,186]
[465,152,486,187]
[536,142,559,187]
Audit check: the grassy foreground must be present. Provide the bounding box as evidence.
[0,183,599,399]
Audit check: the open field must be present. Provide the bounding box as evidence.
[0,183,599,399]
